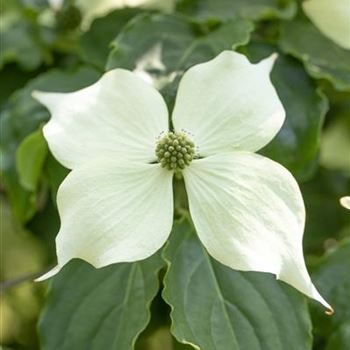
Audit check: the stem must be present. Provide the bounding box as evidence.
[0,265,54,293]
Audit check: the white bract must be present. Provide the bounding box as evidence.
[33,51,331,312]
[302,0,350,50]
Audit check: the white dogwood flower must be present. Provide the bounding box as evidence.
[303,0,350,50]
[33,51,331,312]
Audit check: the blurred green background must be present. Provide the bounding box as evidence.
[1,0,349,349]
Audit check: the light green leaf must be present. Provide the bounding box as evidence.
[163,219,312,350]
[39,254,164,350]
[16,128,48,191]
[279,15,350,92]
[176,0,296,21]
[245,43,328,181]
[107,13,253,74]
[80,8,140,70]
[1,198,47,345]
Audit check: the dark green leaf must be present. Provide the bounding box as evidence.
[320,116,350,173]
[311,240,350,349]
[27,198,61,259]
[40,254,164,350]
[1,166,37,223]
[163,219,312,350]
[16,128,48,191]
[1,66,100,162]
[45,154,70,202]
[107,13,252,110]
[245,43,328,181]
[80,9,140,70]
[0,64,41,107]
[176,0,296,21]
[301,168,350,254]
[0,21,45,70]
[325,323,350,350]
[107,13,253,73]
[279,16,350,92]
[107,13,193,71]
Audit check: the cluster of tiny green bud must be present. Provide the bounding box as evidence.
[155,132,195,170]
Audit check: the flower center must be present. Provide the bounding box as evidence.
[155,132,195,170]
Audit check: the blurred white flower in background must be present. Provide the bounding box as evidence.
[48,0,64,11]
[133,44,177,89]
[340,196,350,210]
[48,0,174,28]
[302,0,350,50]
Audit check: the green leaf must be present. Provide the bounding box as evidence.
[312,241,350,324]
[0,21,44,70]
[107,13,252,109]
[0,172,36,223]
[279,15,350,92]
[39,254,165,350]
[1,198,47,348]
[325,323,350,350]
[16,128,48,191]
[311,240,350,349]
[301,168,350,254]
[1,66,100,166]
[245,43,328,181]
[1,197,46,280]
[27,198,61,259]
[176,0,296,21]
[107,13,253,73]
[0,66,100,222]
[0,106,37,223]
[107,14,192,72]
[45,154,70,202]
[80,9,140,70]
[163,219,312,350]
[0,64,39,107]
[0,0,48,71]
